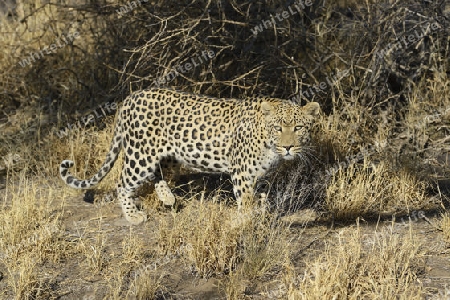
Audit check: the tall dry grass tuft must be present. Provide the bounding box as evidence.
[238,213,291,280]
[325,160,431,220]
[0,170,68,299]
[104,258,166,300]
[129,273,166,300]
[219,270,246,300]
[0,175,63,260]
[158,198,239,277]
[440,213,450,244]
[101,228,169,300]
[286,223,425,299]
[76,223,107,273]
[158,194,290,279]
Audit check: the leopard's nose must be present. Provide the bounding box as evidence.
[284,145,293,151]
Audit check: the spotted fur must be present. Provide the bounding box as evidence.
[60,88,320,224]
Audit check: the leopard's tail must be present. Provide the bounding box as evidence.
[59,118,122,189]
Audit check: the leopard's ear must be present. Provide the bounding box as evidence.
[261,101,275,116]
[303,102,320,116]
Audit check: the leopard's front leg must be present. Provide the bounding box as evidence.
[230,172,258,210]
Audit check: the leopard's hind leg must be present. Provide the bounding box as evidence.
[118,155,180,223]
[117,154,156,224]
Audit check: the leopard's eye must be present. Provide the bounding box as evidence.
[274,125,282,132]
[294,125,303,131]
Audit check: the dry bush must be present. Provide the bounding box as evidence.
[3,0,446,133]
[398,76,450,177]
[285,224,425,299]
[0,0,130,180]
[0,0,125,110]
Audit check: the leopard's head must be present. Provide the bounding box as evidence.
[261,100,320,160]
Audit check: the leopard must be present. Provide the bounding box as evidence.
[60,88,320,225]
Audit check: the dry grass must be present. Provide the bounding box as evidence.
[440,213,450,245]
[158,198,241,277]
[157,195,289,279]
[326,160,431,220]
[0,172,69,299]
[286,223,425,299]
